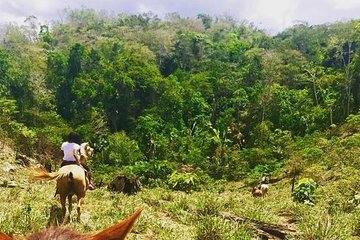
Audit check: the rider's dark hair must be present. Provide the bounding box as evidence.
[68,131,81,144]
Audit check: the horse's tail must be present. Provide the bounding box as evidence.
[68,171,74,185]
[29,166,62,181]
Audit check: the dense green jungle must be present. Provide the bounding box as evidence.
[2,9,360,239]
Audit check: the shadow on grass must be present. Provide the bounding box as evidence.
[47,204,62,227]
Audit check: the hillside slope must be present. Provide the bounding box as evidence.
[1,133,360,239]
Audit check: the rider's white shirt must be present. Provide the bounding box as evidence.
[61,142,80,161]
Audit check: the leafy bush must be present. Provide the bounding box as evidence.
[167,171,201,192]
[0,99,37,155]
[134,114,170,160]
[34,114,71,162]
[242,147,273,169]
[90,132,145,184]
[102,131,144,165]
[75,110,110,145]
[92,159,176,187]
[251,164,270,175]
[292,178,317,204]
[250,121,273,148]
[341,134,360,149]
[269,128,293,159]
[300,147,324,161]
[8,121,37,156]
[123,160,177,186]
[342,114,360,133]
[207,144,249,180]
[90,164,121,184]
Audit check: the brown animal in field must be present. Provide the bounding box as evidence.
[30,165,88,224]
[252,184,269,197]
[0,209,142,240]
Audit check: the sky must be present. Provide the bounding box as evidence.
[1,0,360,34]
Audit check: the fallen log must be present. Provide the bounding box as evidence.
[220,212,297,240]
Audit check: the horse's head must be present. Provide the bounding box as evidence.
[79,143,94,165]
[81,143,94,157]
[0,209,142,240]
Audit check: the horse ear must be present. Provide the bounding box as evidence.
[91,209,142,240]
[0,232,13,240]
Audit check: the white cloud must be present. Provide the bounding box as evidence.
[329,0,360,10]
[0,11,25,24]
[242,0,299,32]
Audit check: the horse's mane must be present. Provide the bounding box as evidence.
[0,209,142,240]
[80,143,89,155]
[27,227,86,240]
[80,142,90,152]
[1,227,86,240]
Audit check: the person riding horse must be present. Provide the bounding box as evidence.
[253,175,269,197]
[60,132,95,190]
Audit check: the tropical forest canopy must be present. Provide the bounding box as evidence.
[1,9,360,185]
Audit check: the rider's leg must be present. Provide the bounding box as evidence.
[81,164,95,190]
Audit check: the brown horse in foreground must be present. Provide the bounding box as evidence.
[0,209,142,240]
[30,165,88,224]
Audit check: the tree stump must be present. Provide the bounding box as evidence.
[108,174,141,194]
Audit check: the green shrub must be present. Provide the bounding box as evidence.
[134,114,170,160]
[341,134,360,149]
[123,160,176,186]
[343,114,360,133]
[207,144,249,181]
[242,147,273,169]
[292,178,317,204]
[269,128,293,159]
[8,121,37,156]
[300,147,324,161]
[168,171,201,192]
[102,132,144,165]
[91,163,122,184]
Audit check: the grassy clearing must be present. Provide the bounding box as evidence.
[2,144,360,239]
[0,167,356,240]
[0,166,357,239]
[0,162,287,239]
